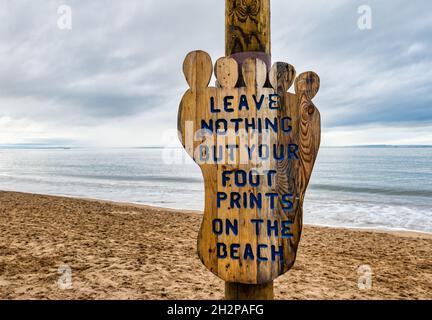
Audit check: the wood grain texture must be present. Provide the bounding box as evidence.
[270,64,321,273]
[178,50,320,284]
[225,282,274,300]
[225,0,271,56]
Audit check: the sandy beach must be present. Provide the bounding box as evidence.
[0,191,431,300]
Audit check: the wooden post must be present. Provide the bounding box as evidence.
[225,282,274,300]
[225,0,273,300]
[178,0,321,303]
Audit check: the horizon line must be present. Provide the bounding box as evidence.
[1,144,432,149]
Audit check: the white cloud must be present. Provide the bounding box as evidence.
[324,124,432,146]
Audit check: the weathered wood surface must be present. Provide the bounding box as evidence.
[226,0,271,56]
[178,50,320,284]
[225,282,274,300]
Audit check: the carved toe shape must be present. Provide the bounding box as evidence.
[242,58,267,88]
[269,62,296,92]
[295,71,320,100]
[215,57,238,88]
[183,50,213,90]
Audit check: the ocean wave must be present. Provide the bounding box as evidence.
[0,173,203,184]
[64,174,203,184]
[309,183,432,198]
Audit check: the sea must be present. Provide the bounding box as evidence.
[0,147,431,234]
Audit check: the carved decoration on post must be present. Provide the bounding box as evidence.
[226,0,271,56]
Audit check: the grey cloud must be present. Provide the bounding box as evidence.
[0,0,431,145]
[273,0,432,128]
[0,0,222,124]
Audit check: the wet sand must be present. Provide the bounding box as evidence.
[0,191,431,300]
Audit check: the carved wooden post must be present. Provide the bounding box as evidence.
[225,0,273,300]
[177,0,321,301]
[226,0,271,71]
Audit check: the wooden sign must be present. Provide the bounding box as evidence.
[178,50,320,284]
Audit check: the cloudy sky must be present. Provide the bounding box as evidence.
[0,0,431,147]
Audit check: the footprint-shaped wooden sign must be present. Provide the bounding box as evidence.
[178,50,320,284]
